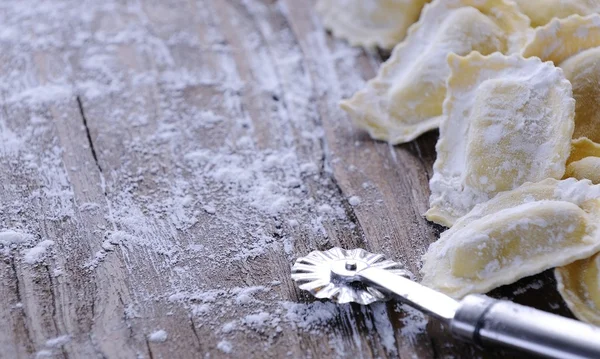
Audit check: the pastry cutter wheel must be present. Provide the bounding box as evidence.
[291,248,600,359]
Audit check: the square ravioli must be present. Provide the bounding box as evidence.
[340,0,529,144]
[522,15,600,144]
[561,46,600,143]
[513,0,600,27]
[422,178,600,299]
[316,0,429,49]
[569,137,600,164]
[426,53,574,227]
[565,138,600,184]
[565,157,600,184]
[556,253,600,326]
[522,14,600,67]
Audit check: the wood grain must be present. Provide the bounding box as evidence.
[0,1,574,358]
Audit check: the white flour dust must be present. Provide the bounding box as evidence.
[0,0,431,356]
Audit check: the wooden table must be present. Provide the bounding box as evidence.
[0,1,574,358]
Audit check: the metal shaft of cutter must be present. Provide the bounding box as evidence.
[357,266,460,323]
[292,248,600,358]
[358,265,600,359]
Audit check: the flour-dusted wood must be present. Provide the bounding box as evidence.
[0,1,573,358]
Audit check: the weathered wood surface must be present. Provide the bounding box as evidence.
[0,1,575,358]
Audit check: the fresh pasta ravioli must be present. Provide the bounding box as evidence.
[565,137,600,184]
[562,47,600,143]
[569,137,600,164]
[566,157,600,183]
[514,0,600,27]
[556,253,600,326]
[522,15,600,66]
[316,0,429,49]
[422,178,600,299]
[426,53,574,227]
[340,0,529,144]
[523,15,600,144]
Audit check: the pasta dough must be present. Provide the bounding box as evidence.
[426,53,574,227]
[565,138,600,184]
[566,157,600,183]
[556,253,600,325]
[569,137,600,164]
[522,16,600,185]
[422,178,600,299]
[340,0,529,144]
[562,47,600,143]
[521,14,600,66]
[316,0,429,49]
[514,0,600,27]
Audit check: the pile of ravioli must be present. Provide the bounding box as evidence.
[318,0,600,326]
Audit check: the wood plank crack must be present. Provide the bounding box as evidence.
[117,293,136,342]
[44,264,69,359]
[10,257,35,352]
[76,96,103,174]
[145,338,155,359]
[189,317,203,352]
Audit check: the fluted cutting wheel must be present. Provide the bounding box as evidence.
[291,247,412,305]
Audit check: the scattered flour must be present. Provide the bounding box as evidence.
[34,335,71,358]
[0,230,32,245]
[242,311,282,334]
[0,230,33,256]
[370,303,397,355]
[148,330,168,343]
[398,304,428,340]
[202,205,216,215]
[348,196,361,206]
[192,304,211,316]
[280,301,338,333]
[217,340,233,353]
[78,202,101,212]
[300,162,319,174]
[45,335,70,348]
[35,350,53,359]
[317,204,334,214]
[512,279,545,295]
[0,0,426,356]
[221,321,238,334]
[549,302,561,310]
[8,84,74,107]
[23,240,54,264]
[233,286,267,305]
